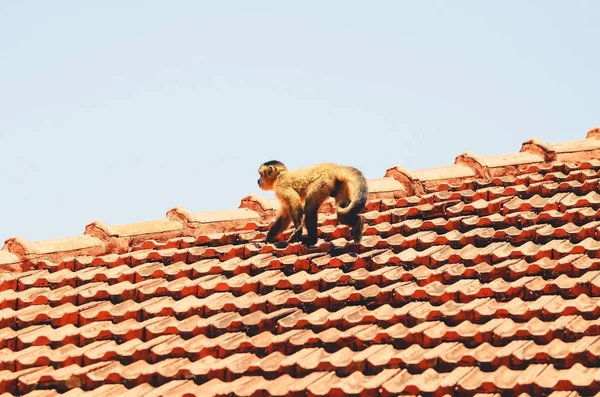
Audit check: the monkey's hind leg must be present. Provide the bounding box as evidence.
[335,192,364,244]
[350,216,364,244]
[336,210,364,244]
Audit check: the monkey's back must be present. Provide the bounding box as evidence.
[275,163,344,197]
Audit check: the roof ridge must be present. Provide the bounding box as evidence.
[2,127,599,272]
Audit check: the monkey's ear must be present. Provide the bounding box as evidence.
[268,165,275,175]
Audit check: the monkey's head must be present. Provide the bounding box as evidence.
[257,160,287,191]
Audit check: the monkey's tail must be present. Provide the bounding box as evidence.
[335,167,369,221]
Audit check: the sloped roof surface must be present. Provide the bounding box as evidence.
[2,128,600,396]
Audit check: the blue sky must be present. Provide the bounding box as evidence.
[1,1,598,243]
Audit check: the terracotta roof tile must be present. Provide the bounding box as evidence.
[0,250,20,267]
[551,138,600,154]
[367,177,408,199]
[473,151,546,168]
[3,128,600,395]
[3,236,105,265]
[410,163,478,182]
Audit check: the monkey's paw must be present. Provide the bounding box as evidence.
[288,228,303,244]
[301,236,318,246]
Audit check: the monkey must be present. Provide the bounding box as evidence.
[257,160,369,246]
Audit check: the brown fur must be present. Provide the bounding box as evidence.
[257,160,369,245]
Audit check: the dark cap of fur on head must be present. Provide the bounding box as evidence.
[262,160,285,167]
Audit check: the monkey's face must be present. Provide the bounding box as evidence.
[257,164,279,191]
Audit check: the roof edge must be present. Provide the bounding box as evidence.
[2,126,600,272]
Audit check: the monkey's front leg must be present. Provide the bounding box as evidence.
[286,196,304,243]
[265,213,291,243]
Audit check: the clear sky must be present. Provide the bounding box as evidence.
[1,1,598,243]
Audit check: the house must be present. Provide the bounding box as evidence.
[1,127,600,396]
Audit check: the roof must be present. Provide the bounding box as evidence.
[2,127,600,396]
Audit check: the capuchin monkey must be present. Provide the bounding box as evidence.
[257,160,368,246]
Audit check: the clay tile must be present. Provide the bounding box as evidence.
[454,152,487,177]
[193,208,260,223]
[0,248,21,268]
[392,162,478,193]
[187,208,261,228]
[164,206,195,224]
[456,151,545,179]
[469,151,546,174]
[384,166,423,195]
[85,216,187,253]
[414,163,477,182]
[562,362,598,389]
[367,177,408,199]
[549,136,600,162]
[381,368,414,394]
[4,235,105,263]
[403,367,444,394]
[521,138,557,161]
[239,194,279,216]
[587,126,600,139]
[87,218,183,238]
